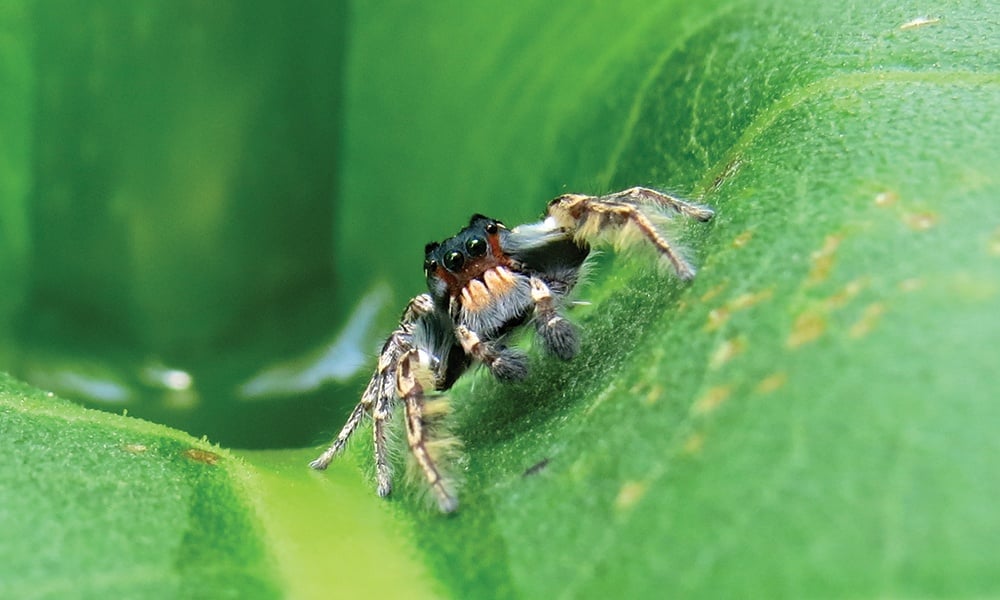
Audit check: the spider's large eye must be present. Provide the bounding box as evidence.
[466,237,487,257]
[443,250,465,272]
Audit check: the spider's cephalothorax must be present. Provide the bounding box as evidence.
[310,187,714,512]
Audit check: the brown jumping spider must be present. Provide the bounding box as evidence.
[310,187,714,512]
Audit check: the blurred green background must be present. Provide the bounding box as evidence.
[3,1,350,448]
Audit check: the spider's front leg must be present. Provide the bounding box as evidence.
[548,186,714,280]
[309,293,436,498]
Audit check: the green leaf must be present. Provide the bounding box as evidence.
[0,374,279,598]
[4,0,999,598]
[0,375,440,599]
[336,0,1000,598]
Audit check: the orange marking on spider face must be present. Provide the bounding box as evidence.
[461,279,492,312]
[483,266,516,296]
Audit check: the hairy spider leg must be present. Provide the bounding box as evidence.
[529,276,580,360]
[310,293,435,492]
[453,323,529,382]
[396,348,460,513]
[607,186,715,221]
[547,186,714,280]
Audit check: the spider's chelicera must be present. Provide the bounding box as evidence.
[310,187,714,512]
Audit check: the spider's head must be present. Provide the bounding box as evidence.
[423,214,512,306]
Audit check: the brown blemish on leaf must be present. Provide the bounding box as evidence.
[903,211,938,231]
[900,16,941,30]
[849,302,887,339]
[182,448,221,465]
[807,234,844,285]
[732,230,753,248]
[755,372,788,395]
[692,385,732,415]
[787,311,827,348]
[874,190,899,207]
[614,480,649,511]
[708,337,747,370]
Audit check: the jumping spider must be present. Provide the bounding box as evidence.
[310,187,714,512]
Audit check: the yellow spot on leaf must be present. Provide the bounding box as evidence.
[755,372,788,394]
[182,448,220,465]
[643,384,663,406]
[615,480,648,511]
[700,281,728,303]
[692,385,732,415]
[729,289,774,310]
[898,277,924,293]
[709,337,747,370]
[874,190,898,207]
[849,302,887,339]
[900,16,941,30]
[123,443,148,454]
[787,311,827,348]
[903,212,938,231]
[705,307,730,331]
[732,230,753,248]
[990,226,1000,256]
[682,432,705,455]
[705,288,773,332]
[807,234,844,285]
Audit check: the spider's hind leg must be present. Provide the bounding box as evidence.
[396,348,462,513]
[547,186,714,280]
